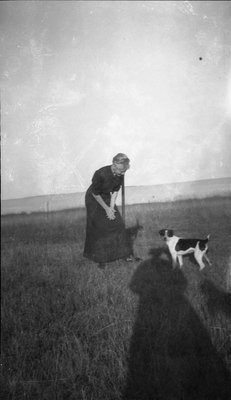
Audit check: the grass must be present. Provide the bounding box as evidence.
[1,196,231,399]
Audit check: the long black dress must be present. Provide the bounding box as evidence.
[83,165,131,263]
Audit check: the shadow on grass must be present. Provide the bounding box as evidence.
[124,248,231,400]
[201,279,231,318]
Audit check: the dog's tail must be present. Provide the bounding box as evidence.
[206,234,210,242]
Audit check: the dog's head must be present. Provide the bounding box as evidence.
[159,229,174,240]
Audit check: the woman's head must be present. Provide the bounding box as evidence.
[112,153,130,176]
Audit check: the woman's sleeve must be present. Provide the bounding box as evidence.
[113,176,123,192]
[91,170,103,195]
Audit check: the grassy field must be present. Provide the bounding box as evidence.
[1,196,231,399]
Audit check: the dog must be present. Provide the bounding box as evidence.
[126,220,144,261]
[159,229,212,270]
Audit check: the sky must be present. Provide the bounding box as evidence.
[1,1,231,200]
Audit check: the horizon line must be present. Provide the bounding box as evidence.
[2,176,231,202]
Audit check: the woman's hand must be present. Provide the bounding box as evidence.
[106,206,116,220]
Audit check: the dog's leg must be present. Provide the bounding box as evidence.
[203,252,212,266]
[171,252,178,269]
[194,250,205,271]
[178,255,184,268]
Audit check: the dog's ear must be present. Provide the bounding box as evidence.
[159,229,165,236]
[168,229,174,237]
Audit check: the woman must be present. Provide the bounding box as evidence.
[83,153,132,268]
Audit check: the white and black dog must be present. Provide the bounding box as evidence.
[159,229,212,270]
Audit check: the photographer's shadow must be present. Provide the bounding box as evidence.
[124,248,230,400]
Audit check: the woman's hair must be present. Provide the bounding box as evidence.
[112,153,130,166]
